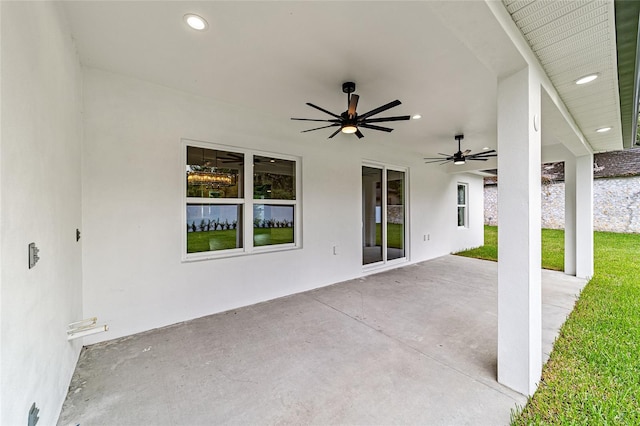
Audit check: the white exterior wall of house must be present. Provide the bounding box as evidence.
[0,4,486,421]
[79,67,485,345]
[0,3,84,425]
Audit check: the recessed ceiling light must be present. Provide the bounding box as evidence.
[482,147,490,150]
[412,114,422,120]
[596,127,612,133]
[575,74,598,85]
[184,14,208,31]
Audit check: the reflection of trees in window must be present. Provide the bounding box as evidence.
[387,174,404,205]
[253,156,295,200]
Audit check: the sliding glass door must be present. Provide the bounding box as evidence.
[386,169,405,261]
[362,165,406,266]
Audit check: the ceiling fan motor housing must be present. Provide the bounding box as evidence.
[342,81,356,94]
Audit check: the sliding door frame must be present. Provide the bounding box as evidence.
[362,161,409,271]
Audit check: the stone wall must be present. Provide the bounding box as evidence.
[484,185,498,226]
[594,177,640,232]
[388,205,404,224]
[484,176,640,233]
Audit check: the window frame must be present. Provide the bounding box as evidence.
[362,160,409,271]
[457,182,468,228]
[182,139,301,261]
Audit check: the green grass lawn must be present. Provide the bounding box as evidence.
[187,228,294,252]
[457,226,640,424]
[253,227,294,247]
[374,223,404,249]
[455,225,564,271]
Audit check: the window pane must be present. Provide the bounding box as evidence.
[457,184,466,205]
[253,156,295,200]
[387,170,405,260]
[362,166,383,265]
[458,206,466,227]
[253,205,294,246]
[186,146,243,198]
[187,204,243,252]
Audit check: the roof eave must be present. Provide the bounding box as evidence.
[615,0,640,148]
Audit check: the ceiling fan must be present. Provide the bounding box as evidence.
[424,134,497,165]
[291,82,411,139]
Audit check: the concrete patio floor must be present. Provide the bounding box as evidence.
[58,255,586,425]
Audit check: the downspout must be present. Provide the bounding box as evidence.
[632,15,640,147]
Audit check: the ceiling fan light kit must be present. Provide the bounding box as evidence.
[424,134,497,165]
[341,124,358,134]
[291,82,411,139]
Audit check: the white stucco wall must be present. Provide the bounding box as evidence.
[80,67,485,345]
[0,2,83,425]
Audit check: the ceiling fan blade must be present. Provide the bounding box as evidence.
[358,100,402,120]
[291,118,340,122]
[471,149,498,155]
[463,149,471,155]
[467,158,489,161]
[424,159,451,164]
[301,123,340,133]
[328,128,342,139]
[469,150,497,157]
[424,156,452,161]
[437,153,451,156]
[355,129,365,139]
[306,103,341,119]
[468,153,497,159]
[360,115,411,124]
[360,123,393,132]
[348,94,359,118]
[470,155,497,160]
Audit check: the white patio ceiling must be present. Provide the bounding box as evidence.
[62,1,624,159]
[504,0,622,153]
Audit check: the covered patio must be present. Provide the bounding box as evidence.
[4,1,636,423]
[58,255,586,425]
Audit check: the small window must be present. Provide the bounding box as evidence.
[186,147,243,198]
[457,183,468,228]
[253,156,296,200]
[253,205,294,247]
[186,204,243,253]
[184,142,300,260]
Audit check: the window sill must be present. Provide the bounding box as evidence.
[182,244,301,263]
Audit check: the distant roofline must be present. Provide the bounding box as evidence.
[484,147,640,185]
[615,0,640,149]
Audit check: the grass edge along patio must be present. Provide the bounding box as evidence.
[457,226,640,425]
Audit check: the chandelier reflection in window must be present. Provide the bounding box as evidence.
[186,170,234,187]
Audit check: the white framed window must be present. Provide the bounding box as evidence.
[457,183,468,228]
[183,139,301,261]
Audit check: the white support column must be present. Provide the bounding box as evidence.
[497,67,542,396]
[564,157,577,276]
[576,154,594,279]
